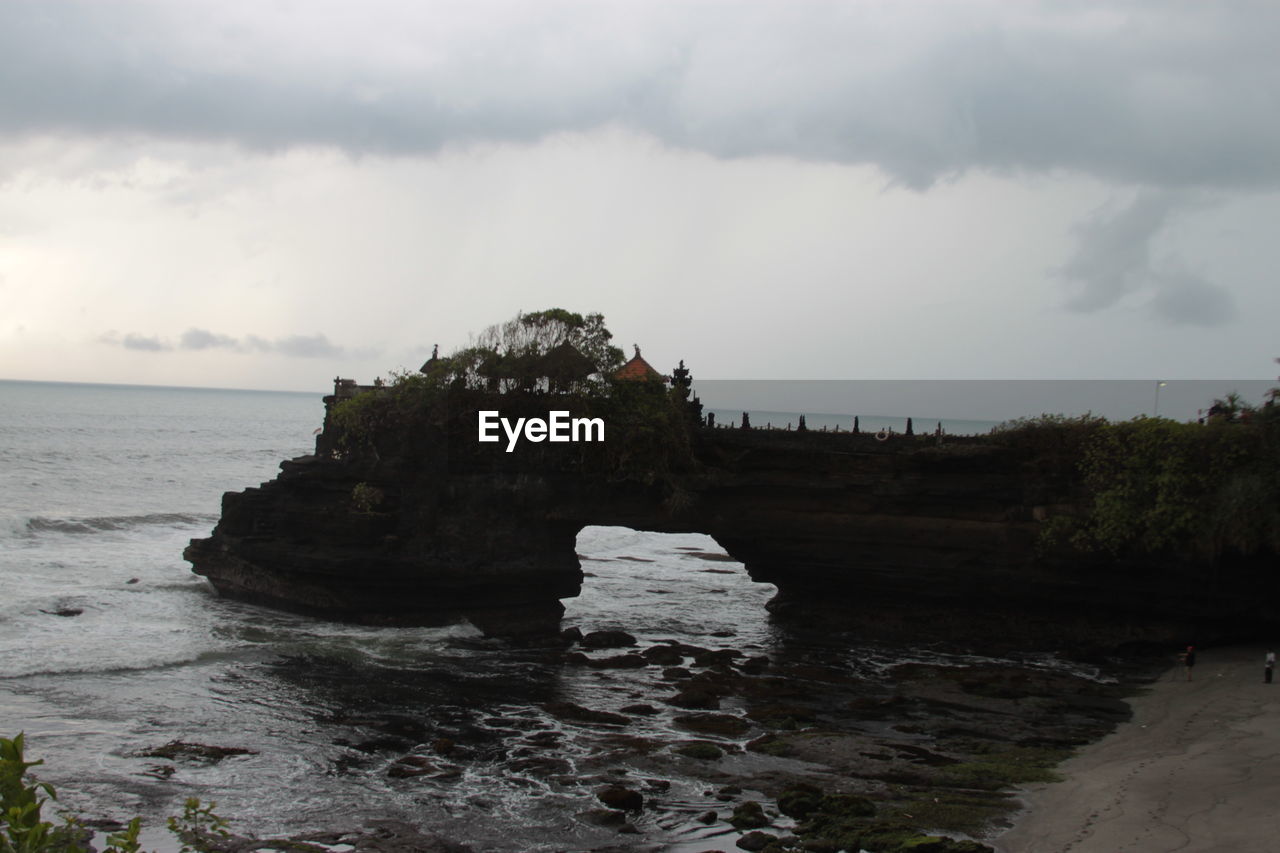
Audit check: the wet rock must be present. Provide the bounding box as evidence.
[740,655,771,674]
[581,630,638,649]
[642,645,685,665]
[694,649,742,668]
[541,702,629,726]
[577,809,628,827]
[560,626,584,644]
[736,830,778,851]
[596,784,644,812]
[674,713,751,737]
[431,738,456,756]
[667,680,729,710]
[521,731,563,747]
[662,667,693,681]
[675,742,723,760]
[40,607,84,618]
[746,704,816,730]
[346,819,474,852]
[135,741,257,763]
[776,783,824,819]
[387,755,437,778]
[730,801,770,830]
[619,703,659,716]
[588,654,648,669]
[697,810,718,824]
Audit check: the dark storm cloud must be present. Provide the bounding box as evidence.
[1058,191,1236,325]
[102,328,350,358]
[1149,271,1236,326]
[2,1,1278,190]
[1059,191,1180,312]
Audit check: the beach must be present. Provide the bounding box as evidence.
[996,644,1280,853]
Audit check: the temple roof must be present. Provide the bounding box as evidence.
[613,345,663,382]
[539,341,598,380]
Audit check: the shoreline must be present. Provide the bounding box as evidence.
[994,643,1280,853]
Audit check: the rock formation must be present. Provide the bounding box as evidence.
[185,385,1280,652]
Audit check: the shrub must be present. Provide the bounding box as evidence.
[2,734,230,853]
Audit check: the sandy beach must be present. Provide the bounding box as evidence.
[995,644,1280,852]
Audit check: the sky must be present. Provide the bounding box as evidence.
[2,0,1278,406]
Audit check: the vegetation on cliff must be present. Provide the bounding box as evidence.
[995,389,1280,561]
[328,309,700,486]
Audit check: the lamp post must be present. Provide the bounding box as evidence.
[1154,380,1167,417]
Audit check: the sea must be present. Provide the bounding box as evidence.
[0,379,1094,852]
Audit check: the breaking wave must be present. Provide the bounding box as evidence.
[3,512,216,539]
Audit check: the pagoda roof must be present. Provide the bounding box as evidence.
[613,346,663,382]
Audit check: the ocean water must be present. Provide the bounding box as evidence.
[0,379,1099,851]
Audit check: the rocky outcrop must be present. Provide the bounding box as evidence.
[185,391,1280,651]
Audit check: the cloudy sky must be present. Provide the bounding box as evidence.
[2,0,1278,398]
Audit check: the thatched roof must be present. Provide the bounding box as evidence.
[539,341,598,381]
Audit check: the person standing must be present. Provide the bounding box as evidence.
[1266,650,1275,684]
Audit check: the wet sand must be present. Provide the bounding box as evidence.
[995,644,1280,853]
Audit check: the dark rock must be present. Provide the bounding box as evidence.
[41,607,84,618]
[730,801,770,830]
[675,742,723,760]
[642,645,685,665]
[135,741,257,763]
[697,810,718,824]
[694,649,743,668]
[667,682,728,710]
[736,830,778,851]
[588,654,648,669]
[619,704,659,716]
[577,809,628,827]
[542,702,629,727]
[387,755,436,778]
[596,784,644,812]
[662,667,693,681]
[776,784,824,819]
[675,713,751,737]
[740,655,771,674]
[581,630,638,649]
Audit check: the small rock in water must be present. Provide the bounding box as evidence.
[729,801,770,830]
[387,755,437,778]
[541,701,630,726]
[581,630,638,649]
[126,578,140,584]
[596,784,644,811]
[736,830,778,851]
[41,607,83,617]
[135,741,257,763]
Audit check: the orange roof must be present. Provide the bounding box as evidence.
[614,346,663,381]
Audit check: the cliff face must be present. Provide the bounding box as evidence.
[185,394,1280,652]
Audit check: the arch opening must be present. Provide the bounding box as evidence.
[565,525,778,643]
